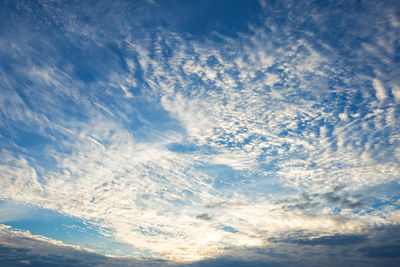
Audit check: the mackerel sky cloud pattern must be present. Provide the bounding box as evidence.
[1,0,400,266]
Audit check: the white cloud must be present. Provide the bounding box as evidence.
[338,112,349,121]
[391,84,400,102]
[372,79,387,102]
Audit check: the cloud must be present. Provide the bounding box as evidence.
[372,79,387,102]
[0,225,165,267]
[196,214,213,221]
[392,85,400,102]
[0,0,400,264]
[359,244,400,258]
[189,258,283,267]
[273,234,368,246]
[4,222,397,267]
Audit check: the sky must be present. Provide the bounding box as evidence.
[0,0,400,266]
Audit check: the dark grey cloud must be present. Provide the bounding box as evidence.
[0,231,169,267]
[196,213,212,221]
[359,244,400,258]
[357,225,400,260]
[205,201,246,209]
[0,244,111,267]
[187,257,284,267]
[3,225,400,267]
[280,186,369,212]
[282,201,320,211]
[282,182,400,214]
[261,225,400,266]
[272,234,368,246]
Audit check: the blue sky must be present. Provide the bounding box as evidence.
[1,0,400,266]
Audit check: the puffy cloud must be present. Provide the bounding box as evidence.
[373,79,387,102]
